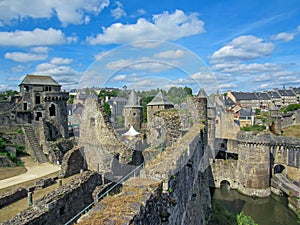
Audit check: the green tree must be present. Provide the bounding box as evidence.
[280,104,300,113]
[67,95,74,104]
[183,86,193,96]
[116,115,124,127]
[103,102,111,116]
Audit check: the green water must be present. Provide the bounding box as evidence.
[211,188,298,225]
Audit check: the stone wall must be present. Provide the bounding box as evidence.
[237,139,271,197]
[209,159,239,189]
[3,171,101,225]
[77,96,211,225]
[0,156,16,167]
[78,124,211,225]
[281,109,300,128]
[0,187,27,209]
[147,108,182,148]
[78,98,133,174]
[59,147,86,178]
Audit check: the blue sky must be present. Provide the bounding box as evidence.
[0,0,299,93]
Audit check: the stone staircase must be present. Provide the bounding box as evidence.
[23,124,47,163]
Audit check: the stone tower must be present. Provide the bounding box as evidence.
[147,90,174,124]
[237,132,271,197]
[123,90,142,130]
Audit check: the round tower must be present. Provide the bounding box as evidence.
[123,90,142,130]
[237,132,271,197]
[146,90,174,124]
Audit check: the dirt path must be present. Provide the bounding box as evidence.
[0,157,60,189]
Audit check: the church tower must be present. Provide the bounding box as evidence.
[123,90,142,130]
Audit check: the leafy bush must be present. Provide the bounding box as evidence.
[241,124,266,132]
[237,212,257,225]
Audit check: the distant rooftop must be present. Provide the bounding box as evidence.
[197,88,208,97]
[147,90,173,106]
[277,89,296,97]
[267,91,281,98]
[124,90,141,108]
[19,74,60,86]
[255,92,270,100]
[231,91,257,100]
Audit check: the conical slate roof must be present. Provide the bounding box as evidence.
[147,90,174,106]
[197,88,207,97]
[124,89,142,108]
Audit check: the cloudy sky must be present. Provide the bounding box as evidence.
[0,0,299,93]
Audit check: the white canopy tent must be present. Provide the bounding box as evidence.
[122,125,140,140]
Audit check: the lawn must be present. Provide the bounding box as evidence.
[282,125,300,138]
[0,166,27,180]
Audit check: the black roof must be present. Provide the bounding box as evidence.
[277,89,296,97]
[267,91,281,99]
[231,92,257,100]
[292,87,300,95]
[240,107,252,117]
[255,92,271,100]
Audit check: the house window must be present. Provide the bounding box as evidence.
[23,102,27,111]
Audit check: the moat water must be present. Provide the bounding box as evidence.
[211,188,298,225]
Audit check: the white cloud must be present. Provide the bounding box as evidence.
[12,65,27,73]
[106,59,133,70]
[219,83,237,90]
[87,10,205,45]
[30,47,50,53]
[50,57,73,65]
[210,35,274,62]
[272,32,294,42]
[154,50,184,59]
[212,62,283,74]
[94,51,111,60]
[5,52,47,62]
[106,58,174,73]
[191,72,215,80]
[5,46,50,62]
[0,28,69,47]
[0,0,110,26]
[113,74,127,81]
[34,61,80,89]
[111,1,126,19]
[297,25,300,32]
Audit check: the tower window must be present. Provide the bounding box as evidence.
[35,94,41,104]
[49,104,56,116]
[23,102,27,111]
[90,118,95,127]
[36,112,42,121]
